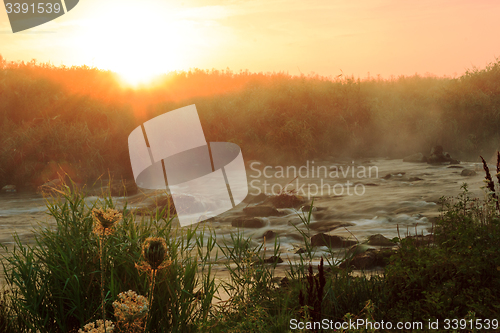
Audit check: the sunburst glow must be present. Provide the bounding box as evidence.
[75,1,199,86]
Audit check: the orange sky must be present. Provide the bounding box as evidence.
[1,0,499,84]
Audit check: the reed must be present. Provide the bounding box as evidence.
[3,56,500,188]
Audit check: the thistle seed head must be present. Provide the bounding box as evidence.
[142,237,168,270]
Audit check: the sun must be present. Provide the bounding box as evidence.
[75,1,193,86]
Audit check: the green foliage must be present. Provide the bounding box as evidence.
[3,56,500,187]
[385,184,500,322]
[1,177,500,331]
[0,186,217,333]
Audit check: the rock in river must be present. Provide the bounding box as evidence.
[311,233,357,248]
[243,205,284,217]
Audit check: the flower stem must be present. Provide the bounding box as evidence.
[144,269,157,333]
[100,229,106,324]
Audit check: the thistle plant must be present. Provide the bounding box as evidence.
[92,208,122,324]
[113,290,149,333]
[136,237,171,332]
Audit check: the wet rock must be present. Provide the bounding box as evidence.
[408,177,423,182]
[427,146,460,164]
[347,244,375,256]
[461,169,477,177]
[403,153,427,163]
[367,234,397,246]
[295,248,307,254]
[232,217,267,228]
[311,233,357,248]
[243,205,284,217]
[1,185,16,193]
[268,193,306,208]
[340,248,395,269]
[263,256,283,264]
[262,230,276,240]
[252,255,283,266]
[431,145,443,155]
[447,165,463,169]
[309,221,355,233]
[382,172,406,180]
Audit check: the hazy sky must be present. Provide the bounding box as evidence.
[1,0,499,83]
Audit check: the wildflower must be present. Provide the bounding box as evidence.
[113,290,149,323]
[135,237,171,332]
[113,290,148,332]
[92,208,122,236]
[138,237,170,271]
[78,319,115,333]
[91,207,122,324]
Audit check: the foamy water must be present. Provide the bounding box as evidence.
[0,158,488,261]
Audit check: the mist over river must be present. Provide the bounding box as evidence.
[0,158,489,267]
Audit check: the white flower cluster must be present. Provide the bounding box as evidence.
[78,319,114,333]
[113,290,149,323]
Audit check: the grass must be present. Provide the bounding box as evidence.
[2,55,500,188]
[0,176,498,332]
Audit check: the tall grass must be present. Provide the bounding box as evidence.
[2,55,500,188]
[0,185,217,332]
[0,180,499,331]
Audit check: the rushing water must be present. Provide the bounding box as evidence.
[0,158,489,263]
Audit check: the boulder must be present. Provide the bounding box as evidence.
[243,205,284,217]
[408,177,423,181]
[367,234,397,246]
[427,146,460,164]
[232,217,267,228]
[339,248,395,269]
[1,185,16,193]
[311,233,357,248]
[461,169,477,177]
[309,221,355,233]
[262,230,276,240]
[268,193,306,208]
[347,244,375,257]
[403,153,427,163]
[253,256,283,265]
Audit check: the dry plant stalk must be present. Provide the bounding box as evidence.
[92,208,122,324]
[135,237,171,333]
[480,156,499,211]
